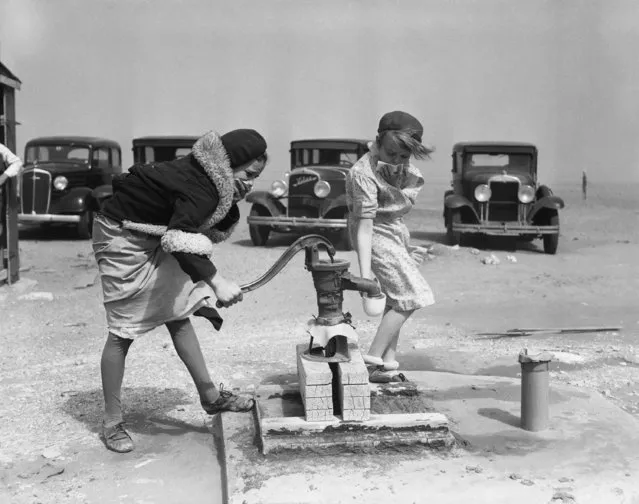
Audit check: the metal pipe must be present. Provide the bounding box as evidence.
[518,349,553,431]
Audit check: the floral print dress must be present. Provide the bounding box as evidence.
[345,143,435,312]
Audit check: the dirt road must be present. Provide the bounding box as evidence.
[1,183,637,503]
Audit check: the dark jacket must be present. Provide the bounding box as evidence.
[101,131,238,283]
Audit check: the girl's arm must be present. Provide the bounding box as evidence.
[354,217,374,279]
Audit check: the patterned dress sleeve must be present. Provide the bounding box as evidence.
[348,170,378,219]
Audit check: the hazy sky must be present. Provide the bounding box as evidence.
[1,0,638,184]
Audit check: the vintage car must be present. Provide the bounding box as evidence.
[18,136,122,238]
[443,141,564,254]
[132,135,198,164]
[246,138,370,249]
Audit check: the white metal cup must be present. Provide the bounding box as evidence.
[362,293,386,316]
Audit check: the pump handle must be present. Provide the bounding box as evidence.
[215,234,336,308]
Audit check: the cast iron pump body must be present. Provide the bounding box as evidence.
[220,234,382,362]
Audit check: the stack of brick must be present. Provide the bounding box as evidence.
[336,346,370,422]
[296,343,334,421]
[296,342,372,423]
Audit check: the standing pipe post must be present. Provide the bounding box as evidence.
[518,349,553,432]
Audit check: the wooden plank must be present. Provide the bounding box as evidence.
[261,412,449,433]
[258,412,453,455]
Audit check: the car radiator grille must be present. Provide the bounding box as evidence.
[490,181,518,201]
[288,172,320,218]
[20,169,51,214]
[487,182,519,222]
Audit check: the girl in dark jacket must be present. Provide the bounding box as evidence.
[93,129,267,453]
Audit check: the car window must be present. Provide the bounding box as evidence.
[466,153,532,173]
[25,145,90,164]
[111,148,121,167]
[92,147,110,168]
[174,147,191,159]
[292,148,359,168]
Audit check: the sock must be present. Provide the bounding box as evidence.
[166,319,220,404]
[101,332,133,428]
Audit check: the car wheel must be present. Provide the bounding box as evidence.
[543,214,559,254]
[77,210,93,239]
[446,210,462,246]
[249,205,270,246]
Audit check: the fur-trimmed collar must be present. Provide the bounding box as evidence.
[192,131,234,230]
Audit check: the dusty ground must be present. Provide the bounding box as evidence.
[1,182,638,503]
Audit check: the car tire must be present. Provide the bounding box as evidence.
[77,210,93,240]
[249,205,271,246]
[446,210,462,246]
[543,214,559,255]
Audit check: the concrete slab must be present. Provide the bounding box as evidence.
[215,371,639,504]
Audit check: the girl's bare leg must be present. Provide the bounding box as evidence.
[367,308,414,363]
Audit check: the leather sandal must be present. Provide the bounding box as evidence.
[102,422,134,453]
[202,383,255,415]
[369,369,408,383]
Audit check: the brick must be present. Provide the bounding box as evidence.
[303,396,333,411]
[336,348,369,385]
[342,409,370,422]
[306,409,335,422]
[341,395,370,410]
[339,383,370,398]
[296,343,332,386]
[302,384,333,398]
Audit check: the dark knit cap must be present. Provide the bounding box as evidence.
[377,111,423,143]
[221,129,267,168]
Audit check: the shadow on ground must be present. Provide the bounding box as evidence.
[61,387,207,436]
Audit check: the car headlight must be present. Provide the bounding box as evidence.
[518,185,535,203]
[474,184,491,202]
[270,180,288,198]
[53,176,68,190]
[313,180,331,198]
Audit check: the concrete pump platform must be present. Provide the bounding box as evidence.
[211,370,639,504]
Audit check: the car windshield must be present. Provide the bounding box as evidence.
[293,148,359,168]
[26,144,90,164]
[465,153,532,174]
[141,146,193,163]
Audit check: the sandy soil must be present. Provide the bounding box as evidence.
[1,182,637,503]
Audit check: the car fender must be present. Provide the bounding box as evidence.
[444,193,480,222]
[321,193,349,218]
[529,195,565,221]
[89,184,114,211]
[246,190,286,216]
[54,187,94,214]
[536,185,554,199]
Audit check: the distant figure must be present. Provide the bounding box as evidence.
[582,170,588,200]
[0,142,24,187]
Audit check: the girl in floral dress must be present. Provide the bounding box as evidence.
[346,111,434,382]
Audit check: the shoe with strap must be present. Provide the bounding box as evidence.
[201,383,255,415]
[102,421,134,453]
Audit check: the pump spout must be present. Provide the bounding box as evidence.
[340,272,382,298]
